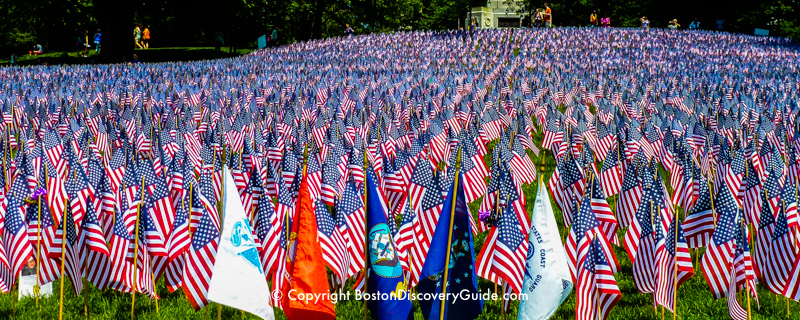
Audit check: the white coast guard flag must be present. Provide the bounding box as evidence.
[517,179,573,320]
[208,168,275,320]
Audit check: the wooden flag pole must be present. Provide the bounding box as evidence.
[84,278,88,319]
[131,175,146,320]
[2,129,7,192]
[673,202,680,320]
[707,178,716,227]
[34,173,43,307]
[741,220,752,320]
[152,270,159,313]
[439,147,461,320]
[58,203,68,320]
[363,147,369,320]
[217,143,227,320]
[650,199,657,316]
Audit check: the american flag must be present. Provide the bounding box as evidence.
[683,177,715,248]
[589,174,618,245]
[81,207,114,292]
[561,152,586,227]
[182,195,220,310]
[490,186,529,295]
[336,179,365,278]
[305,154,323,202]
[508,134,537,184]
[623,181,661,294]
[616,159,642,228]
[670,158,697,210]
[46,156,68,227]
[393,199,419,286]
[725,261,749,320]
[729,222,758,320]
[576,235,621,320]
[654,215,693,313]
[107,149,126,193]
[783,184,800,230]
[44,131,65,175]
[198,168,220,229]
[408,157,442,259]
[763,170,782,219]
[701,186,740,299]
[742,161,762,226]
[166,192,191,262]
[568,194,618,282]
[548,156,572,227]
[241,165,262,219]
[107,208,135,293]
[314,200,350,284]
[252,179,278,273]
[725,151,746,208]
[51,208,84,295]
[760,203,797,296]
[320,150,342,206]
[600,146,622,197]
[266,183,294,279]
[141,158,176,249]
[66,159,92,233]
[27,162,63,286]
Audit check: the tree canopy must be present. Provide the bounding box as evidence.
[1,0,797,59]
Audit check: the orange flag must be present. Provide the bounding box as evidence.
[281,175,336,320]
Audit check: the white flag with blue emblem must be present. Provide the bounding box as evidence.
[208,168,275,320]
[517,179,573,320]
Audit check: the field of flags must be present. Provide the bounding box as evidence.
[0,27,799,319]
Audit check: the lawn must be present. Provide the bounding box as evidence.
[0,120,795,320]
[0,47,256,66]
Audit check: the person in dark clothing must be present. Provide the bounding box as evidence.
[214,31,224,52]
[345,24,354,37]
[93,29,102,54]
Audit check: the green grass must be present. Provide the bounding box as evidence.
[0,123,796,319]
[0,47,256,65]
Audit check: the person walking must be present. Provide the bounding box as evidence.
[134,24,143,49]
[589,10,598,27]
[640,16,650,30]
[344,24,354,37]
[80,30,90,57]
[142,26,150,49]
[601,15,610,28]
[689,18,700,29]
[93,29,102,54]
[271,29,278,46]
[543,3,552,27]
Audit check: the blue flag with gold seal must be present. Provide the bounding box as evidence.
[418,170,483,320]
[365,170,413,320]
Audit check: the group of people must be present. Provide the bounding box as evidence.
[589,10,611,28]
[76,29,102,57]
[134,24,151,49]
[528,3,553,28]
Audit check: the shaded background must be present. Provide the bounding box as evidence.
[1,0,797,62]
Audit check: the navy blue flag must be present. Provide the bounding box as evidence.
[418,171,483,320]
[365,170,413,320]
